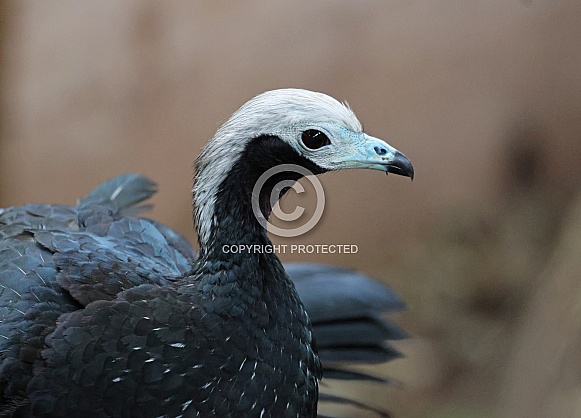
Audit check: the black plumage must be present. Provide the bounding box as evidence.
[0,89,412,417]
[0,175,404,417]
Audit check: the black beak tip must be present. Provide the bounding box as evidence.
[386,151,414,180]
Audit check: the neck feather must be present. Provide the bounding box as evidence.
[193,135,325,262]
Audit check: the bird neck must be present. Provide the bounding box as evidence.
[193,135,325,265]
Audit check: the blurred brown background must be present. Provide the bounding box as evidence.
[1,1,581,417]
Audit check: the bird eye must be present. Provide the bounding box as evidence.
[301,130,331,150]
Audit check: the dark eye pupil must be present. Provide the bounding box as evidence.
[301,130,331,150]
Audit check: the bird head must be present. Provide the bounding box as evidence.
[199,89,413,178]
[194,89,413,249]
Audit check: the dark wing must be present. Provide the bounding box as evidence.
[34,218,191,306]
[0,202,82,413]
[0,175,193,415]
[77,173,157,218]
[287,263,406,417]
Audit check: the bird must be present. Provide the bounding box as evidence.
[0,89,413,417]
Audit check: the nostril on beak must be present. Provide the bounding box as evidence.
[374,146,388,156]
